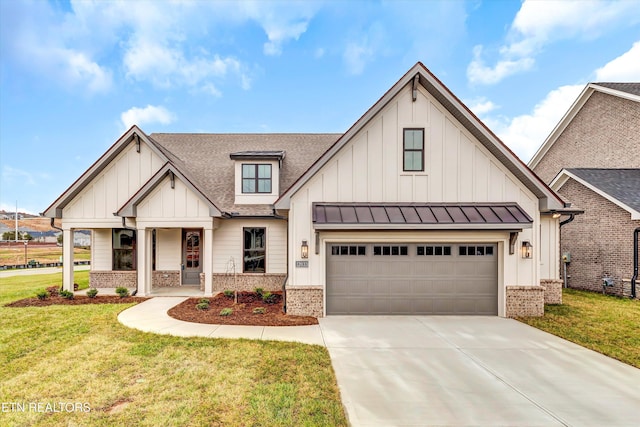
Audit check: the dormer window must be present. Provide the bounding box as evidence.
[231,150,285,204]
[242,164,272,193]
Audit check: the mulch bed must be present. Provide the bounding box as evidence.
[168,291,318,326]
[5,295,148,307]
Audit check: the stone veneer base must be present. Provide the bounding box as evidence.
[506,285,544,318]
[89,271,137,288]
[540,279,562,305]
[286,286,323,318]
[152,271,181,287]
[199,273,286,292]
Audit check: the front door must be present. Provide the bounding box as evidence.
[182,229,202,285]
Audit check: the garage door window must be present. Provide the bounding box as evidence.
[373,245,408,256]
[459,245,494,256]
[417,245,451,256]
[331,245,366,256]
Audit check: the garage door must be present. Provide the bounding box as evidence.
[326,243,498,315]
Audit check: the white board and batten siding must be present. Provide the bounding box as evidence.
[289,84,543,290]
[212,219,287,274]
[62,140,165,228]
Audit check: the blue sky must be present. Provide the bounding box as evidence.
[1,0,639,215]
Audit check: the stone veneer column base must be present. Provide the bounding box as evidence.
[286,286,323,318]
[89,271,137,288]
[152,271,181,287]
[506,285,545,318]
[540,279,562,305]
[211,273,285,292]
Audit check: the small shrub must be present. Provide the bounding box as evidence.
[199,298,210,304]
[46,286,60,297]
[254,287,264,297]
[223,290,234,298]
[220,308,233,316]
[36,290,50,300]
[86,288,98,298]
[59,290,74,300]
[262,291,278,304]
[253,307,266,314]
[115,287,130,298]
[196,302,210,311]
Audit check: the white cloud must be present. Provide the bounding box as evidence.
[487,85,584,161]
[2,165,50,187]
[465,97,499,117]
[595,40,640,81]
[343,23,386,75]
[468,0,639,85]
[121,105,176,129]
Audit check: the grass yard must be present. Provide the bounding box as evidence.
[0,245,91,266]
[0,273,347,426]
[519,288,640,369]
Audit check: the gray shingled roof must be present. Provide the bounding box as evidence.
[149,133,341,216]
[566,168,640,212]
[593,83,640,97]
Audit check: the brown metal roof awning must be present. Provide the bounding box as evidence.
[312,203,533,230]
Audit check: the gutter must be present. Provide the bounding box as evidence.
[632,227,639,299]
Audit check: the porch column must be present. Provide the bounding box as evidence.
[62,227,74,291]
[203,227,213,296]
[136,227,151,296]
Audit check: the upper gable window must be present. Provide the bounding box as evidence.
[242,164,272,193]
[403,128,424,172]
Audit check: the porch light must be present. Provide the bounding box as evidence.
[552,212,561,219]
[521,241,533,259]
[301,240,309,259]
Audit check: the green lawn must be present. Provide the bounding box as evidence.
[0,273,347,426]
[518,288,640,368]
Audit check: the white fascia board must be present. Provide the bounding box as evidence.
[551,170,640,220]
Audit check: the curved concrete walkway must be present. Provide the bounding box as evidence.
[117,297,326,346]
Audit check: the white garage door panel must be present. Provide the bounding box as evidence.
[326,243,498,315]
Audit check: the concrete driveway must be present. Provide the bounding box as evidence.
[319,316,640,427]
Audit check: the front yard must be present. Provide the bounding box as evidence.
[0,273,347,426]
[518,288,640,369]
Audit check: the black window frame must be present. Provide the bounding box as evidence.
[112,228,136,271]
[403,128,425,172]
[242,164,272,194]
[243,227,266,273]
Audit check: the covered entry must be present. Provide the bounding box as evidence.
[326,242,498,315]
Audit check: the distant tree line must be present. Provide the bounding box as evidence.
[2,231,33,241]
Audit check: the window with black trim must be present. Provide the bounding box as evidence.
[417,245,451,256]
[242,164,272,193]
[331,245,366,256]
[403,128,424,171]
[113,229,136,271]
[459,245,494,256]
[243,228,266,272]
[373,245,408,256]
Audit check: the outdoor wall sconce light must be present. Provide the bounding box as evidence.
[301,240,309,259]
[552,212,561,219]
[521,241,533,259]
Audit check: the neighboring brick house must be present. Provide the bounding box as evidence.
[529,83,640,297]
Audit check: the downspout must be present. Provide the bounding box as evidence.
[559,214,576,289]
[50,218,64,291]
[120,217,138,296]
[632,227,639,299]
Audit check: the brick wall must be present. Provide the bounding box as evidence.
[89,271,137,288]
[506,285,545,317]
[540,279,562,304]
[286,286,324,317]
[152,271,181,287]
[559,179,640,297]
[533,92,640,184]
[209,273,285,292]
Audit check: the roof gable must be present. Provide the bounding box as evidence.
[275,62,564,212]
[529,83,640,169]
[551,168,640,219]
[42,126,170,218]
[117,163,222,217]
